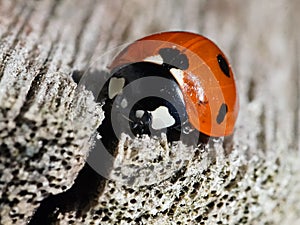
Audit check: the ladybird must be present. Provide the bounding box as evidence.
[98,31,239,149]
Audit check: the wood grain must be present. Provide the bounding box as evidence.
[0,0,299,224]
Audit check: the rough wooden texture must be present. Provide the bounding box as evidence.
[0,0,299,224]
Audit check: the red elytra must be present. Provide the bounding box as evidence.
[109,31,239,137]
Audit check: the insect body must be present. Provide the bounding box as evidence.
[99,31,239,148]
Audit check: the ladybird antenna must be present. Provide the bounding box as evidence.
[121,113,133,123]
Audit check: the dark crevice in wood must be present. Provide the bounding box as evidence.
[79,1,126,73]
[168,185,189,219]
[0,72,21,118]
[224,165,248,191]
[50,73,73,114]
[28,164,106,225]
[53,80,66,112]
[0,3,34,82]
[257,106,266,152]
[68,0,96,68]
[292,39,299,149]
[120,20,133,42]
[170,166,188,184]
[14,35,59,122]
[247,78,256,102]
[40,0,62,36]
[102,1,126,51]
[0,2,27,40]
[8,4,34,39]
[39,34,60,75]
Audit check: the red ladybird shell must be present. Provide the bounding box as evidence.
[109,31,239,137]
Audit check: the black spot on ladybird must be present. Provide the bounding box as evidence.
[159,48,189,70]
[217,54,230,78]
[216,103,228,124]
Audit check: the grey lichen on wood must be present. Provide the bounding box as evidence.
[1,0,300,224]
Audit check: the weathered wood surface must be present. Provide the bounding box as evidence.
[0,0,299,224]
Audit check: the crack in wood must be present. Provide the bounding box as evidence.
[292,39,299,149]
[247,78,256,102]
[68,0,97,68]
[39,0,62,36]
[101,1,126,51]
[0,2,27,40]
[0,3,34,82]
[26,70,106,224]
[28,164,105,225]
[15,35,59,122]
[77,0,127,74]
[257,106,267,152]
[120,20,133,43]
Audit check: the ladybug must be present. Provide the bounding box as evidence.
[98,31,239,150]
